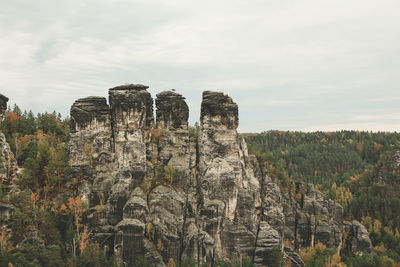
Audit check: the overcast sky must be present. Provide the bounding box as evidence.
[1,0,399,132]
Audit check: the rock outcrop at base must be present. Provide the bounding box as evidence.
[392,151,400,170]
[343,220,373,256]
[282,182,343,250]
[68,85,373,266]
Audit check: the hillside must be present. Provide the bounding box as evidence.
[245,131,400,265]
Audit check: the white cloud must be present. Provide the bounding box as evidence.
[352,114,400,121]
[301,123,400,133]
[0,0,399,131]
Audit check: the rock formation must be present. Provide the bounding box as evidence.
[0,134,18,193]
[0,94,17,224]
[282,182,343,250]
[0,94,8,122]
[196,91,264,263]
[0,95,18,194]
[68,85,373,266]
[69,96,113,177]
[155,91,190,186]
[392,151,400,170]
[343,220,373,256]
[109,84,153,173]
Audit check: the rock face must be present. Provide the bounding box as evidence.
[0,94,17,226]
[392,151,400,170]
[196,91,263,263]
[69,97,113,179]
[0,95,18,194]
[0,94,8,122]
[155,91,190,186]
[109,84,153,173]
[280,183,344,252]
[199,91,244,220]
[0,134,19,193]
[68,85,373,266]
[343,221,373,256]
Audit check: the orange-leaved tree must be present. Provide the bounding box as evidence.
[59,196,88,255]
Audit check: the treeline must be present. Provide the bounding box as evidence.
[245,130,400,265]
[1,105,69,161]
[244,130,400,187]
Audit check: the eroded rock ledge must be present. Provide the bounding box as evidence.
[68,85,373,266]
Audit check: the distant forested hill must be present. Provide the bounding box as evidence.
[244,131,400,186]
[244,130,400,265]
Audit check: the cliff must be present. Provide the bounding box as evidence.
[0,95,18,224]
[0,95,18,194]
[68,85,373,266]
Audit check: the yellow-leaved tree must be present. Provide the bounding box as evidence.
[59,196,88,255]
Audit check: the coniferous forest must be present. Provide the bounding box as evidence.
[244,131,400,266]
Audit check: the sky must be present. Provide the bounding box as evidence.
[1,0,399,132]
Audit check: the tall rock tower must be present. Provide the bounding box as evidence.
[108,84,153,175]
[69,97,113,178]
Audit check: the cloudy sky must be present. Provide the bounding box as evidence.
[1,0,399,132]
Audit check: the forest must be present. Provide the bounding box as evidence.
[0,105,118,266]
[244,131,400,266]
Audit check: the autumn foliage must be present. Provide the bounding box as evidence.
[60,197,89,254]
[0,105,117,266]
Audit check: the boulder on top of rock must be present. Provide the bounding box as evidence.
[156,90,189,130]
[70,96,110,132]
[201,91,238,129]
